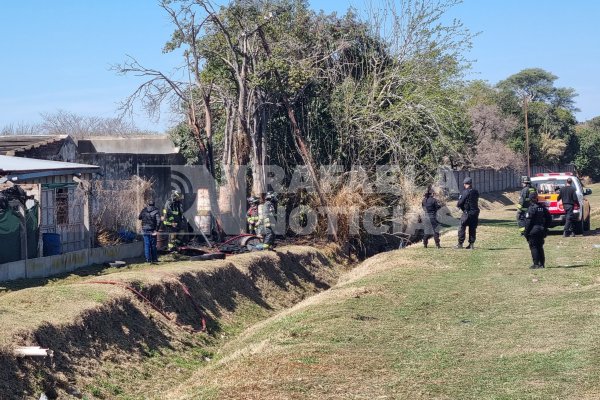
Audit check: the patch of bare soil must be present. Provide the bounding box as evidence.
[479,190,520,210]
[0,245,349,399]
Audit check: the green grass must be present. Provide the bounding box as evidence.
[163,184,600,400]
[7,187,599,399]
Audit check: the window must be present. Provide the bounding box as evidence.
[56,188,69,225]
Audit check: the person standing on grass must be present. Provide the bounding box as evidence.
[455,177,480,249]
[557,177,579,237]
[139,199,161,264]
[524,192,552,269]
[517,176,536,235]
[422,189,441,248]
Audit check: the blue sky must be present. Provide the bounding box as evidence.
[0,0,598,133]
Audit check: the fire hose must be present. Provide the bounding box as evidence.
[84,280,207,333]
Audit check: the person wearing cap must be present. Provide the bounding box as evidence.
[557,177,579,237]
[139,199,161,264]
[517,176,536,235]
[421,188,442,248]
[524,192,552,268]
[455,177,480,249]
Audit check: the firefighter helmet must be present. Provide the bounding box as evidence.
[171,190,183,200]
[265,191,278,202]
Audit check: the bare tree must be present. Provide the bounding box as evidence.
[468,103,524,170]
[1,122,41,136]
[1,111,147,137]
[113,0,217,175]
[40,110,147,137]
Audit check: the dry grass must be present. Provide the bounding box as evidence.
[91,176,154,246]
[162,185,600,400]
[0,245,348,399]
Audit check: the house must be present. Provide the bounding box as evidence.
[76,136,186,208]
[0,135,77,161]
[0,134,187,210]
[0,135,199,281]
[0,155,97,261]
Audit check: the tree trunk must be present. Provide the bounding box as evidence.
[257,27,338,241]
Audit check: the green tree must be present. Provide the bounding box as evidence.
[497,68,578,165]
[573,118,600,180]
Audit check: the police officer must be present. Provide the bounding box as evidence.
[246,196,259,234]
[517,176,536,235]
[138,199,161,263]
[162,190,184,250]
[524,192,552,269]
[455,177,480,249]
[422,189,441,248]
[557,177,579,237]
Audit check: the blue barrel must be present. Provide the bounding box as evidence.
[42,233,62,256]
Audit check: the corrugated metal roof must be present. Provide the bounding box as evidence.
[0,135,68,155]
[0,155,98,175]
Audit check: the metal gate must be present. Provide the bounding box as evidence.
[41,186,85,253]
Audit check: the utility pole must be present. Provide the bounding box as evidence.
[524,96,531,177]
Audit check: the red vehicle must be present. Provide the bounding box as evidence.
[531,173,592,234]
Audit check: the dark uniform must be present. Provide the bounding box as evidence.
[524,193,552,268]
[139,202,161,263]
[557,183,579,237]
[163,191,185,250]
[422,193,441,248]
[517,181,537,234]
[456,179,480,249]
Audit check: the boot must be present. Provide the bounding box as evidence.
[465,243,474,249]
[453,244,463,249]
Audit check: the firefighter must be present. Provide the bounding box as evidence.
[162,190,184,250]
[421,189,441,248]
[257,191,277,250]
[246,196,259,234]
[517,176,537,235]
[455,177,480,249]
[524,192,552,269]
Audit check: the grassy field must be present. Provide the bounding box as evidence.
[162,185,600,400]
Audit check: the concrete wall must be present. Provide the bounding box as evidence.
[0,241,143,282]
[78,153,186,208]
[440,164,576,195]
[77,137,179,155]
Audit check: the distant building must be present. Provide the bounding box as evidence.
[0,134,187,214]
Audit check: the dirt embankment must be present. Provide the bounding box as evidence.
[0,245,349,399]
